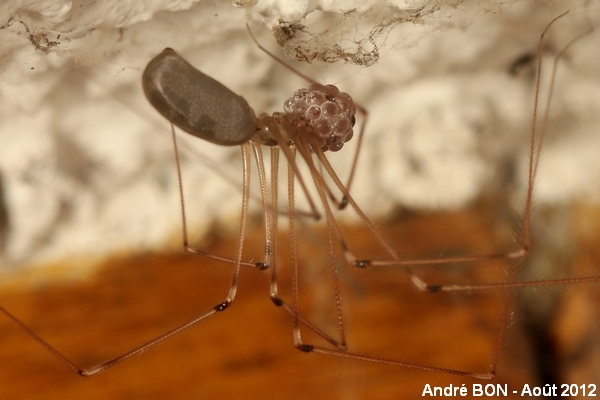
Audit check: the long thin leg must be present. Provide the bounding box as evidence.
[280,143,346,350]
[0,138,255,376]
[295,144,349,348]
[171,124,263,269]
[265,145,280,300]
[259,143,348,348]
[280,181,496,378]
[250,141,275,271]
[373,12,600,293]
[282,12,600,295]
[83,141,257,374]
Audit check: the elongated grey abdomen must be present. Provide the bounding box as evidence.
[142,48,258,146]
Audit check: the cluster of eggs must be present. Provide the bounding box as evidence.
[283,83,356,152]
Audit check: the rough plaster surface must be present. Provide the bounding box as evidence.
[0,0,599,271]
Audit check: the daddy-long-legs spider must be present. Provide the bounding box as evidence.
[147,10,600,382]
[1,1,600,398]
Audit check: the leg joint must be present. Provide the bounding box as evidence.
[296,344,314,353]
[270,296,283,307]
[256,262,269,270]
[214,301,230,312]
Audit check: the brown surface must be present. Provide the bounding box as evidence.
[1,204,599,399]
